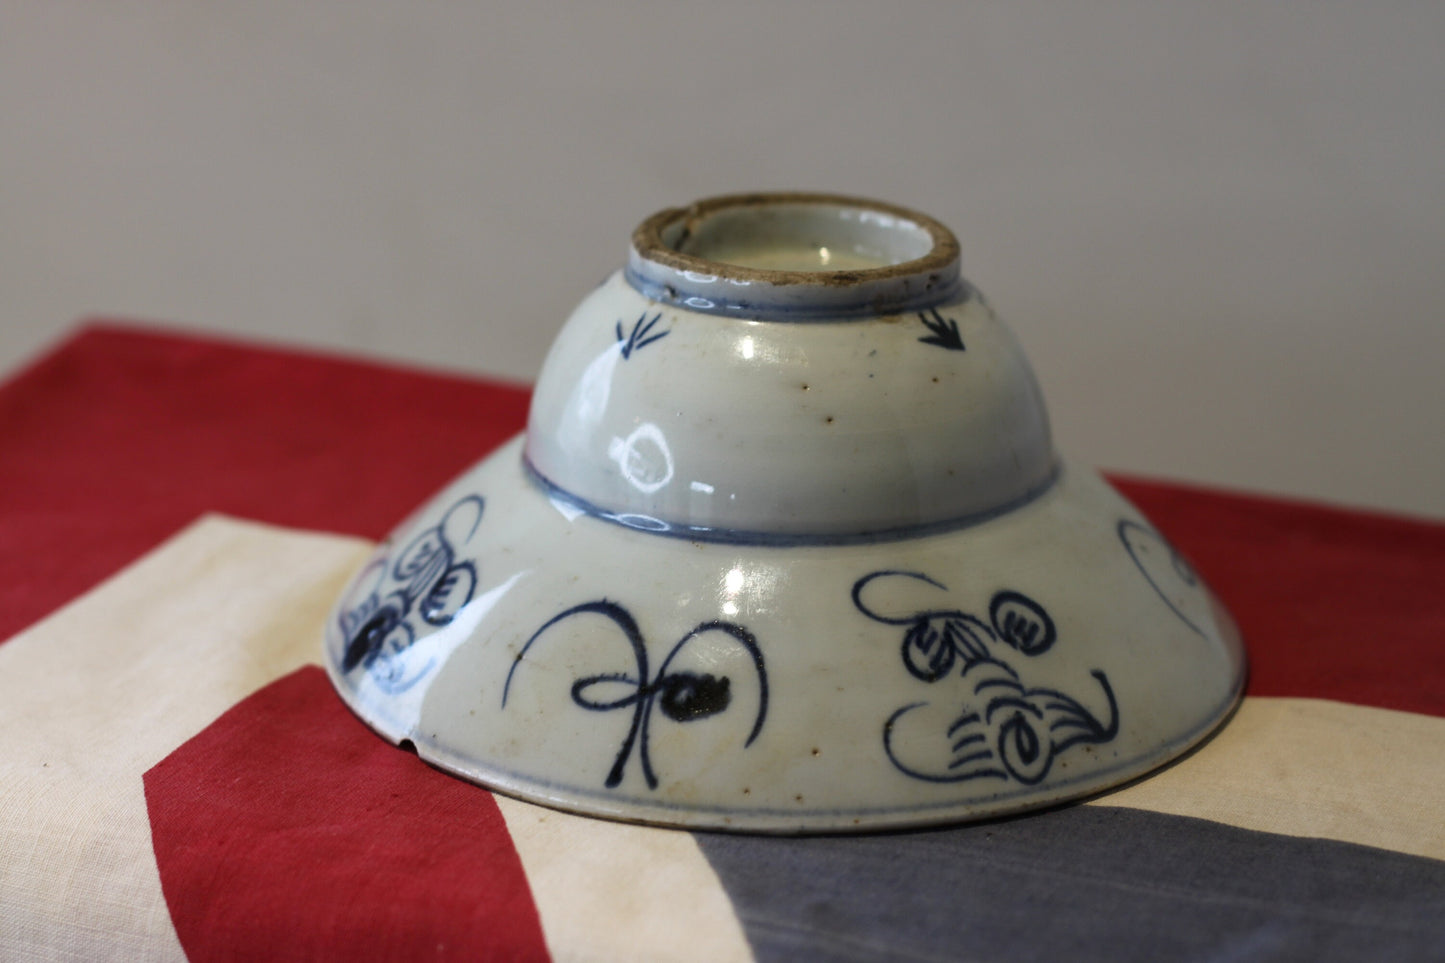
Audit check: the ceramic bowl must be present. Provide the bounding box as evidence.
[323,192,1245,833]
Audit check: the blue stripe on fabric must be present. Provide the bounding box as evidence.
[693,805,1445,962]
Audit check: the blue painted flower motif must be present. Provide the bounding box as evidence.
[854,571,1117,785]
[503,600,767,790]
[616,312,670,359]
[1118,519,1208,638]
[335,494,485,693]
[917,308,965,351]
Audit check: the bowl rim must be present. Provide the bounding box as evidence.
[630,191,961,287]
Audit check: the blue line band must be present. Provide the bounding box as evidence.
[523,456,1063,548]
[622,263,967,321]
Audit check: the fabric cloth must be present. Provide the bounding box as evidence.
[2,323,1442,961]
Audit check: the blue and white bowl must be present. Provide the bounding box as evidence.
[323,193,1245,832]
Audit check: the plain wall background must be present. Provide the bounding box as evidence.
[3,2,1441,518]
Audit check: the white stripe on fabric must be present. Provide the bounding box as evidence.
[1093,696,1445,861]
[0,516,372,962]
[494,794,755,963]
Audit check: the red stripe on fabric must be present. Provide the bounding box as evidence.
[143,666,550,961]
[1114,476,1445,717]
[2,324,1441,717]
[0,323,530,642]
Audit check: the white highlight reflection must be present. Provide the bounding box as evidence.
[355,570,528,736]
[607,422,675,494]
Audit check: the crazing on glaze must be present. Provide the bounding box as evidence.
[337,494,486,693]
[852,571,1118,786]
[503,600,768,790]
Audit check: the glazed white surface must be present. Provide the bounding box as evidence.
[525,274,1053,537]
[323,194,1245,831]
[326,437,1243,832]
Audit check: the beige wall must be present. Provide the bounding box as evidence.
[2,2,1441,518]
